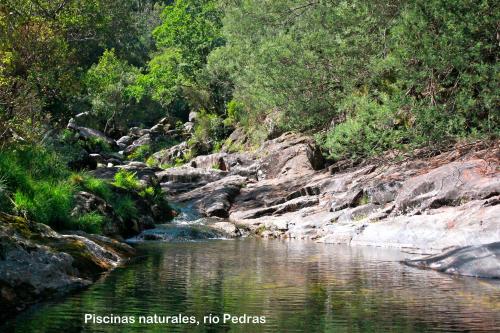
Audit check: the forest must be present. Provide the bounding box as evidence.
[0,0,498,233]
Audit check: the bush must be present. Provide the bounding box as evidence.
[128,144,151,161]
[324,94,409,160]
[75,212,106,234]
[112,169,141,191]
[114,195,138,220]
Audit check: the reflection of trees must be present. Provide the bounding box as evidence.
[7,240,500,332]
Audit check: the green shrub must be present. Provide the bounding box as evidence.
[139,186,155,199]
[114,195,138,220]
[75,212,106,234]
[324,94,409,160]
[223,100,244,127]
[128,144,151,161]
[84,177,113,201]
[146,156,158,167]
[112,169,141,191]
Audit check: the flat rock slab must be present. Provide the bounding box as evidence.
[403,242,500,279]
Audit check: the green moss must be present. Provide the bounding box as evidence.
[0,212,33,239]
[255,224,267,235]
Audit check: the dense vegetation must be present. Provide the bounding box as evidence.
[0,0,498,231]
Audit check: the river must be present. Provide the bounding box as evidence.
[2,218,500,332]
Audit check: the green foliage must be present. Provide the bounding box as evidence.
[146,156,159,167]
[84,49,140,133]
[0,145,75,229]
[0,0,160,140]
[223,100,244,126]
[13,180,74,229]
[113,195,138,220]
[324,94,409,160]
[210,0,499,157]
[135,0,226,112]
[128,145,152,161]
[75,212,106,234]
[81,176,113,202]
[112,170,142,191]
[188,110,229,154]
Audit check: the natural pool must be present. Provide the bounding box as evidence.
[2,236,499,332]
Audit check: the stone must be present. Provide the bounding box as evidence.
[393,159,500,215]
[404,242,500,279]
[124,134,152,156]
[116,135,134,149]
[0,213,134,321]
[152,142,189,166]
[176,176,246,218]
[188,111,198,122]
[256,132,324,180]
[211,222,242,238]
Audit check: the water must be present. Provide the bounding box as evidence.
[2,237,499,333]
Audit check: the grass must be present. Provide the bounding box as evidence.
[114,195,138,220]
[0,144,172,233]
[75,212,106,234]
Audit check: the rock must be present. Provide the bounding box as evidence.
[124,133,152,156]
[149,124,165,134]
[365,180,402,205]
[157,166,227,188]
[210,222,242,238]
[176,175,246,218]
[89,153,106,164]
[0,213,134,321]
[116,135,134,149]
[128,127,150,138]
[231,195,319,220]
[257,132,324,179]
[67,149,97,171]
[67,123,117,150]
[152,142,189,166]
[183,122,195,133]
[404,242,500,279]
[188,111,198,122]
[393,159,500,215]
[336,203,381,223]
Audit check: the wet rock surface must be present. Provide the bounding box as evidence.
[404,242,500,279]
[0,213,134,321]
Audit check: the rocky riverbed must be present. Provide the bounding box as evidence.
[1,115,499,321]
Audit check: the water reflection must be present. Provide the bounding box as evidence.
[3,239,500,332]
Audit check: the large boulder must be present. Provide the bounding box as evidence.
[256,133,324,180]
[0,213,134,321]
[124,133,152,156]
[157,166,228,195]
[151,142,189,166]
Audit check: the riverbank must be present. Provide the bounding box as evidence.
[158,132,499,258]
[1,115,499,321]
